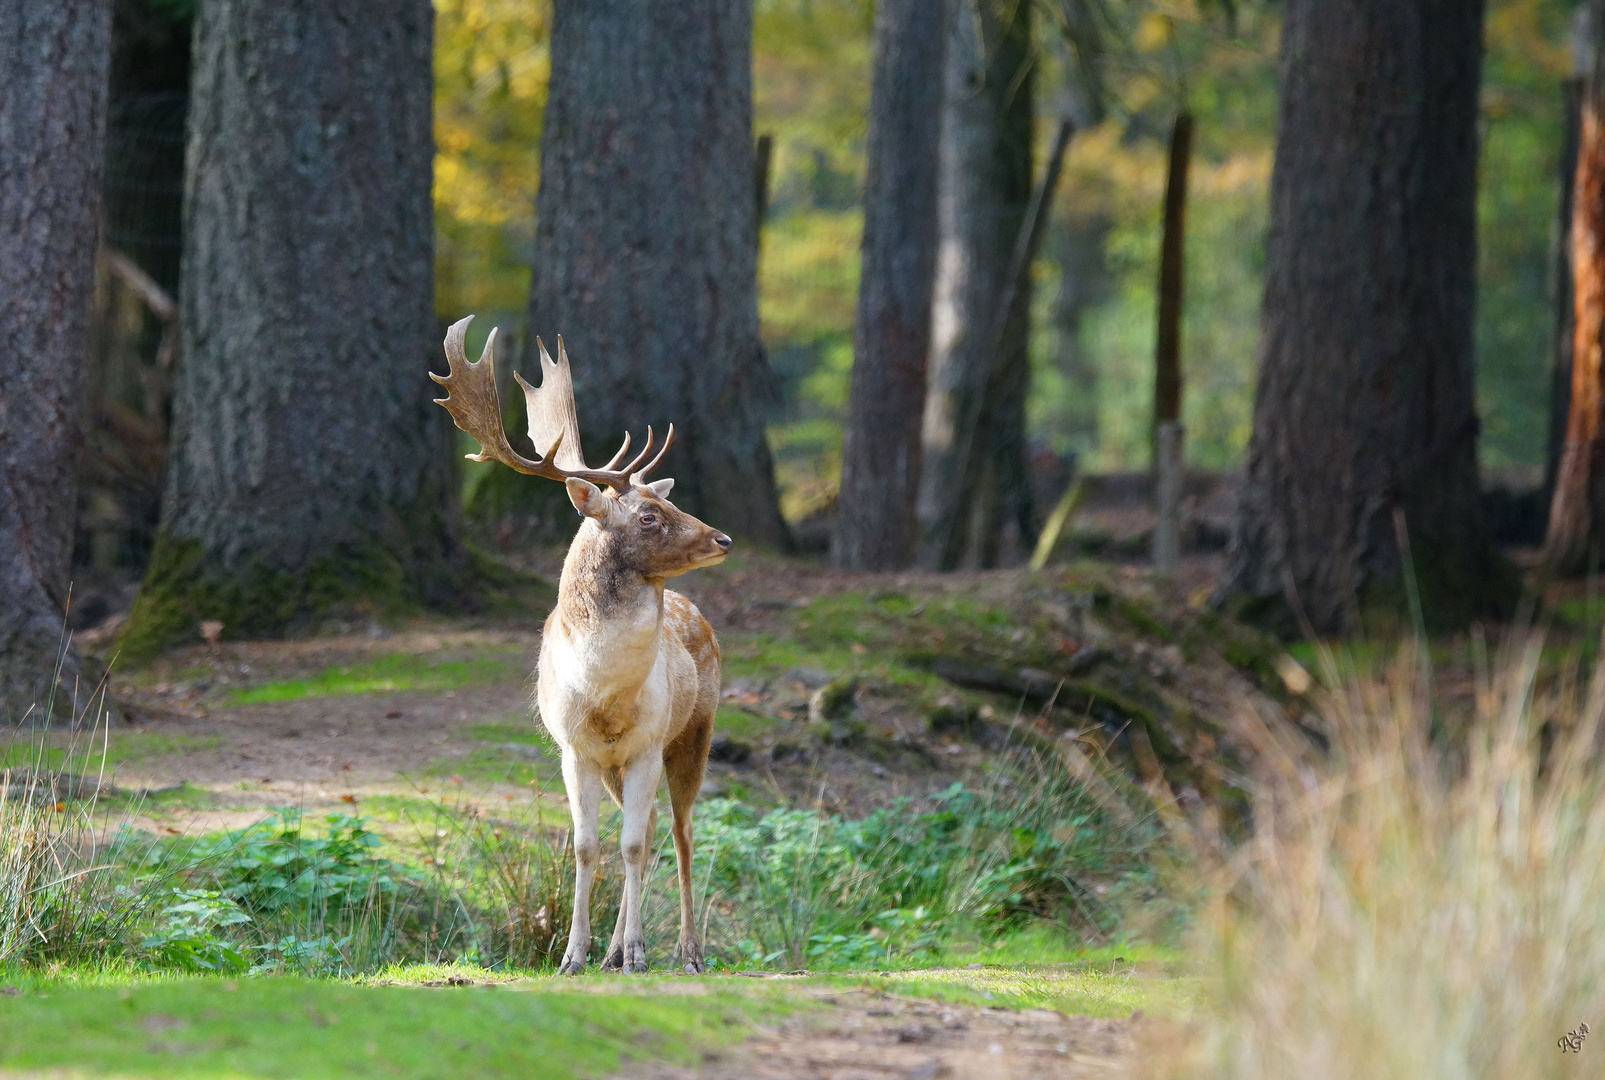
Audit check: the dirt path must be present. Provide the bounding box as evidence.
[627,988,1137,1079]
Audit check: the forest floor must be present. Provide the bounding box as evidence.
[14,548,1233,1078]
[15,477,1575,1079]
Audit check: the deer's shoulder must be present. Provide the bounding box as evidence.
[662,590,718,662]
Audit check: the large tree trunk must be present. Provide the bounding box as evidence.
[917,0,1034,570]
[527,0,787,549]
[834,0,948,570]
[0,0,112,721]
[121,0,460,657]
[1218,0,1511,633]
[1546,1,1605,574]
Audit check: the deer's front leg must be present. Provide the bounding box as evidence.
[617,751,664,974]
[559,748,603,976]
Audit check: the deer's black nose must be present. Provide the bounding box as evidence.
[714,533,732,551]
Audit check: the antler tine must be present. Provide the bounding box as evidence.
[631,423,675,484]
[431,316,553,477]
[434,315,677,493]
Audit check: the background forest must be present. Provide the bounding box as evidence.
[435,0,1563,490]
[83,0,1574,584]
[11,1,1605,1078]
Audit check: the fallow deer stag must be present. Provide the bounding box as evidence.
[430,315,730,974]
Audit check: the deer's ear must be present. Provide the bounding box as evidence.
[566,478,608,519]
[645,478,674,499]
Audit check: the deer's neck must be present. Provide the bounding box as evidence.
[550,526,664,699]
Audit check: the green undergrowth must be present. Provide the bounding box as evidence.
[0,973,782,1080]
[226,651,523,706]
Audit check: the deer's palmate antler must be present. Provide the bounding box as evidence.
[429,315,730,978]
[430,314,672,490]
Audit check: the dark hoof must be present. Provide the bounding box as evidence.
[623,942,648,973]
[601,947,624,972]
[682,958,706,975]
[558,959,585,976]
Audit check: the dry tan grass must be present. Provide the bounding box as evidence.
[1151,631,1605,1079]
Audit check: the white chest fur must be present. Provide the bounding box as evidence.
[536,589,676,765]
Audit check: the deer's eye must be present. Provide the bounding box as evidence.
[640,513,657,526]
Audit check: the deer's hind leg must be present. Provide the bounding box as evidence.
[599,768,657,972]
[664,703,714,974]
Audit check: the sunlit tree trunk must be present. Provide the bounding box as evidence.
[0,0,112,721]
[917,0,1034,570]
[528,0,788,548]
[834,0,948,570]
[1547,1,1605,574]
[1218,0,1510,633]
[122,0,460,657]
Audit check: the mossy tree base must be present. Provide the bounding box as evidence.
[118,532,552,662]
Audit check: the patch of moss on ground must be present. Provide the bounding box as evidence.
[225,651,524,706]
[715,705,778,741]
[422,747,558,787]
[462,721,546,746]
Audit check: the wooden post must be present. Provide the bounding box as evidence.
[1153,112,1193,435]
[1153,420,1184,579]
[754,132,774,252]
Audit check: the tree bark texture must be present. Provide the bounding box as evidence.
[834,0,949,570]
[1547,1,1605,574]
[0,0,112,721]
[917,0,1034,570]
[527,0,788,549]
[1218,0,1510,633]
[122,0,458,656]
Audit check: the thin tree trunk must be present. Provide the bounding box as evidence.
[1218,0,1510,633]
[0,0,112,722]
[1546,76,1581,509]
[1153,111,1193,434]
[834,0,948,570]
[918,0,1034,570]
[527,0,788,549]
[121,0,459,657]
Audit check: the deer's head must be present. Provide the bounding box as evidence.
[430,315,732,578]
[565,477,730,579]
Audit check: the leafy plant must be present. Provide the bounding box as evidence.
[249,933,352,976]
[190,810,407,913]
[138,889,251,973]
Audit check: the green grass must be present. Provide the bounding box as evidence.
[461,721,544,746]
[0,733,222,773]
[0,973,784,1080]
[422,748,557,787]
[226,653,523,706]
